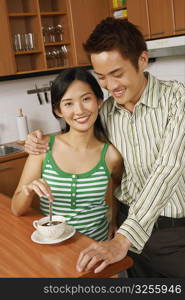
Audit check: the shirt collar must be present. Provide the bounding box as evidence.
[139,72,160,108]
[109,72,160,115]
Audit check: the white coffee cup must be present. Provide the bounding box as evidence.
[33,215,66,240]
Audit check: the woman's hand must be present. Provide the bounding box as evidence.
[24,129,49,154]
[76,233,131,273]
[22,178,53,201]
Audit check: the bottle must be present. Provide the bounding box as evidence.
[16,108,29,142]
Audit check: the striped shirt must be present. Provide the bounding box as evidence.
[40,135,110,241]
[100,72,185,253]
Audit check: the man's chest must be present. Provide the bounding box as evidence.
[107,107,168,172]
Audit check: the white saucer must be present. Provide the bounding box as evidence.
[31,225,76,244]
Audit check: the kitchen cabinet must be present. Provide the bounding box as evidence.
[126,0,150,39]
[0,155,27,197]
[0,0,17,75]
[124,0,185,39]
[0,0,74,75]
[127,0,174,39]
[147,0,174,39]
[0,0,110,77]
[68,0,110,66]
[172,0,185,35]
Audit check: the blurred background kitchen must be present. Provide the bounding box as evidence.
[0,0,185,144]
[0,0,185,196]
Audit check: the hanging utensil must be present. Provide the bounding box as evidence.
[44,90,49,103]
[35,84,42,105]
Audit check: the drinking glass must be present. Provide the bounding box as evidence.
[55,24,63,42]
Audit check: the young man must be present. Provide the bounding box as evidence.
[24,18,185,277]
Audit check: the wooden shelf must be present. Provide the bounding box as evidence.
[40,12,66,16]
[115,17,127,20]
[44,41,70,46]
[16,68,48,74]
[15,50,43,56]
[16,65,68,74]
[8,13,37,17]
[45,66,71,71]
[15,64,91,75]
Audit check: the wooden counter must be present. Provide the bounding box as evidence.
[0,141,27,163]
[0,149,28,196]
[0,193,133,278]
[0,150,28,163]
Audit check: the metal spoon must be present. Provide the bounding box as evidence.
[48,201,53,226]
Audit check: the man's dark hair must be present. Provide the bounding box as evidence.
[84,17,147,70]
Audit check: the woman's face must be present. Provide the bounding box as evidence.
[56,80,101,133]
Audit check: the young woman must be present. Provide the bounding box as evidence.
[12,67,124,241]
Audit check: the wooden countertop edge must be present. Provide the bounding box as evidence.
[0,151,28,163]
[79,256,134,278]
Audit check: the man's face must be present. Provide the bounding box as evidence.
[91,50,148,109]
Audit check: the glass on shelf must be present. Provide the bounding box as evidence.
[61,45,68,66]
[42,24,64,43]
[14,33,35,52]
[45,45,69,68]
[55,24,63,41]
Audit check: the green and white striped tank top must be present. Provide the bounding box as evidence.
[40,135,111,241]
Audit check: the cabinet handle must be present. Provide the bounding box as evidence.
[175,28,185,31]
[150,32,164,36]
[0,167,12,171]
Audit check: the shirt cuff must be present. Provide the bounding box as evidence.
[117,218,150,253]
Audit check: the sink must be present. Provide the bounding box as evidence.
[0,145,23,157]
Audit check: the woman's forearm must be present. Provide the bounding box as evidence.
[11,189,34,216]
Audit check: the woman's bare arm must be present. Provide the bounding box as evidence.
[11,152,52,216]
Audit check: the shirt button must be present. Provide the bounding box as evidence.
[72,174,76,178]
[72,183,75,187]
[72,193,75,196]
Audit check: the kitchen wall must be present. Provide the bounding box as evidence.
[0,74,61,144]
[0,55,185,144]
[146,55,185,82]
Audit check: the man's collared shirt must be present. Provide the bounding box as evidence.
[100,72,185,253]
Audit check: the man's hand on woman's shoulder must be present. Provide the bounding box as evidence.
[24,129,49,155]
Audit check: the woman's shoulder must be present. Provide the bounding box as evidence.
[104,144,124,175]
[106,144,123,165]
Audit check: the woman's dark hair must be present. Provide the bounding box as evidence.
[84,17,147,70]
[51,67,109,143]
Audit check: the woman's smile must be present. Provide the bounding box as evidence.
[74,115,91,124]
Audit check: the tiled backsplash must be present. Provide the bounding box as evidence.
[0,55,184,144]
